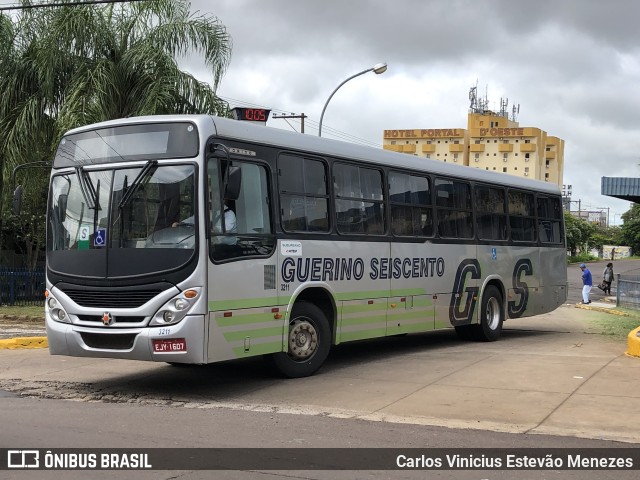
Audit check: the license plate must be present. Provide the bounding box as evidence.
[152,338,186,353]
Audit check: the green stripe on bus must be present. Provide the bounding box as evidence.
[340,328,387,342]
[335,290,389,301]
[340,315,387,326]
[232,341,283,357]
[413,298,434,308]
[339,328,387,342]
[387,310,435,322]
[209,297,287,311]
[215,312,282,327]
[434,320,452,329]
[335,288,427,301]
[223,327,283,342]
[390,288,428,297]
[394,322,436,334]
[341,304,387,314]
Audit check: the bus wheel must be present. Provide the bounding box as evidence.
[474,285,503,342]
[266,301,331,378]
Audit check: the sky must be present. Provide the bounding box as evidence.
[185,0,640,226]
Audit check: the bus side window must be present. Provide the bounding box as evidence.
[278,154,329,233]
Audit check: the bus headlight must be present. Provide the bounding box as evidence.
[46,295,70,324]
[151,288,201,326]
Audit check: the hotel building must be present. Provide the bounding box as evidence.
[383,111,564,188]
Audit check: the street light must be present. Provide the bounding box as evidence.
[318,62,387,137]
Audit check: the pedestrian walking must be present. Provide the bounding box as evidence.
[601,262,614,295]
[579,263,592,304]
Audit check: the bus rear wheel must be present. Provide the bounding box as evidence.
[266,301,331,378]
[475,285,503,342]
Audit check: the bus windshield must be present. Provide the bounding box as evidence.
[47,164,196,278]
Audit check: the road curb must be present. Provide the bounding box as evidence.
[0,336,48,350]
[574,303,630,316]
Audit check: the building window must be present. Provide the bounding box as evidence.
[390,141,396,145]
[503,167,507,172]
[453,140,460,144]
[426,141,432,144]
[525,139,531,143]
[475,140,481,144]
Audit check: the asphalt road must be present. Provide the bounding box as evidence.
[1,395,638,480]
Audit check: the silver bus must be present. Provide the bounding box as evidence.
[43,115,567,377]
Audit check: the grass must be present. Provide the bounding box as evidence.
[585,307,640,339]
[0,305,45,318]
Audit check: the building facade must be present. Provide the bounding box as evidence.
[383,112,564,188]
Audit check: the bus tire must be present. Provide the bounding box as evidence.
[266,301,331,378]
[474,285,503,342]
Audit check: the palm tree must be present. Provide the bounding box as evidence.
[0,0,232,265]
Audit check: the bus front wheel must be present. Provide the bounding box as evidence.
[266,301,331,378]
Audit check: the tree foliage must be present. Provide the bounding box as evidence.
[0,0,232,267]
[564,211,597,257]
[620,203,640,255]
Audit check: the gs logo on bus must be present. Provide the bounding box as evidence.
[508,259,533,318]
[449,258,533,325]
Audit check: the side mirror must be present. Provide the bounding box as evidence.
[224,165,242,201]
[12,185,23,215]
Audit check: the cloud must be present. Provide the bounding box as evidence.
[191,0,640,222]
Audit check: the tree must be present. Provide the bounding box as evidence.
[587,225,623,253]
[620,203,640,255]
[0,0,232,267]
[564,211,596,257]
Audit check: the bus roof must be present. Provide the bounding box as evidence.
[65,114,561,195]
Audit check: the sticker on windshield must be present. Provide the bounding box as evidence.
[94,228,107,247]
[78,224,92,250]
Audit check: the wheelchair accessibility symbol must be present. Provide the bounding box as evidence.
[94,228,106,247]
[491,248,497,260]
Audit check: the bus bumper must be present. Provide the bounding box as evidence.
[46,314,206,364]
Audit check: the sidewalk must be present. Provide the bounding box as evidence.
[0,305,639,444]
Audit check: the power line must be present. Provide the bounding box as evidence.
[0,0,146,12]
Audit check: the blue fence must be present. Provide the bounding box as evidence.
[0,267,45,306]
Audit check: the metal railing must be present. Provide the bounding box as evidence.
[616,274,640,310]
[0,267,45,306]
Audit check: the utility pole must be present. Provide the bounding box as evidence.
[272,113,307,133]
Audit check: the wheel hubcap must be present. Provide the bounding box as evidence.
[288,318,318,361]
[486,297,501,330]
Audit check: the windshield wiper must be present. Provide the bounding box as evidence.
[74,166,98,210]
[118,160,158,209]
